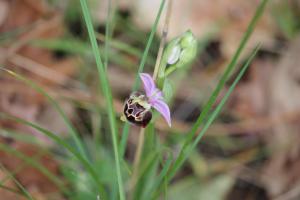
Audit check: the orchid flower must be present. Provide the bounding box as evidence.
[140,73,171,127]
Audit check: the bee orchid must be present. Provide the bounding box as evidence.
[122,73,171,128]
[139,73,171,127]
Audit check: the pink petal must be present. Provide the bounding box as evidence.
[140,73,156,97]
[154,89,163,99]
[150,89,163,101]
[150,99,171,127]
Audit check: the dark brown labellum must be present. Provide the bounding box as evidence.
[123,92,152,127]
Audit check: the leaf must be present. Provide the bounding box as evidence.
[162,78,173,102]
[167,175,234,200]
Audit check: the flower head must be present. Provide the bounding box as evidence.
[123,92,152,128]
[140,73,171,127]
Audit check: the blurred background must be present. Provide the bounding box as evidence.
[0,0,300,199]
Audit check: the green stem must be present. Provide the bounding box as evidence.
[130,0,173,197]
[119,0,166,158]
[152,0,268,197]
[129,128,145,198]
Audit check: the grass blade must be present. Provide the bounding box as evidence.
[170,45,261,178]
[0,129,41,145]
[0,68,87,160]
[96,33,154,61]
[0,164,35,200]
[0,184,32,200]
[153,45,261,198]
[79,0,124,199]
[119,0,166,158]
[160,0,268,187]
[0,143,65,194]
[146,154,172,199]
[183,0,268,149]
[150,0,268,196]
[0,113,106,197]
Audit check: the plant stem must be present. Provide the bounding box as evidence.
[128,128,145,195]
[130,0,173,196]
[119,0,166,159]
[133,129,145,170]
[153,0,173,81]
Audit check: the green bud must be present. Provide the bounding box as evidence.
[163,30,197,77]
[176,30,197,66]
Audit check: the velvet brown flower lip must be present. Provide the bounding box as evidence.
[122,73,171,127]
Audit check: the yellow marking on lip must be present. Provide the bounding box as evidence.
[120,115,127,122]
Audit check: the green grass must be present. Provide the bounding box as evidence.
[0,143,65,193]
[0,113,104,191]
[152,44,261,198]
[0,69,87,160]
[0,0,270,199]
[0,164,35,200]
[79,0,124,199]
[169,0,268,174]
[151,0,268,196]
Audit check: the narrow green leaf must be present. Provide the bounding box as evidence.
[152,0,268,195]
[0,113,106,196]
[167,175,234,200]
[0,129,41,145]
[183,0,268,150]
[156,46,260,198]
[170,45,261,178]
[0,143,64,194]
[0,68,88,161]
[147,155,173,199]
[0,164,35,200]
[79,0,124,199]
[153,45,261,198]
[0,184,32,200]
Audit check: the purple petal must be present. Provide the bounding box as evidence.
[150,98,171,127]
[149,89,163,101]
[154,89,163,99]
[140,73,156,98]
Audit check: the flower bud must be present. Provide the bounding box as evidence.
[164,30,197,74]
[177,30,198,66]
